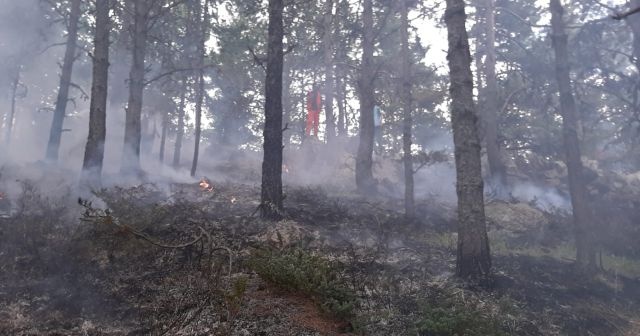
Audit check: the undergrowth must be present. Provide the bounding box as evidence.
[248,248,356,321]
[414,302,507,336]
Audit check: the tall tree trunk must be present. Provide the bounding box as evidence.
[479,0,507,191]
[260,0,284,220]
[630,0,640,72]
[335,10,347,137]
[323,0,335,143]
[46,0,81,162]
[122,0,148,174]
[191,0,207,177]
[356,0,376,193]
[173,83,187,169]
[474,4,484,93]
[341,68,349,133]
[445,0,492,280]
[159,108,168,163]
[336,69,346,136]
[627,0,640,153]
[400,0,414,218]
[5,68,20,146]
[82,0,110,182]
[549,0,597,269]
[283,62,292,147]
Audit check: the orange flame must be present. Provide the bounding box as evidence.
[199,178,214,192]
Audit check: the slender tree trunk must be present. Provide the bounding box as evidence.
[173,83,186,169]
[474,4,484,93]
[627,0,640,151]
[356,0,376,193]
[341,71,349,133]
[479,0,507,191]
[261,0,284,220]
[550,0,596,269]
[335,2,347,137]
[323,0,335,143]
[400,0,414,218]
[283,63,292,147]
[630,0,640,71]
[82,0,110,182]
[191,0,207,177]
[336,70,346,136]
[46,0,81,162]
[5,68,20,146]
[159,108,168,163]
[445,0,492,280]
[122,0,148,174]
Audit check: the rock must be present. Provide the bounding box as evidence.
[485,202,550,246]
[255,220,317,248]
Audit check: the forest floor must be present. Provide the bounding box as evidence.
[1,166,640,335]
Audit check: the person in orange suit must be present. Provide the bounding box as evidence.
[306,86,322,137]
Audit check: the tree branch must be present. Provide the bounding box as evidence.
[247,47,267,71]
[612,6,640,20]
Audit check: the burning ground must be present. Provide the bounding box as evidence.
[1,169,640,335]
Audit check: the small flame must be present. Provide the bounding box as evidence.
[199,178,214,192]
[282,164,290,174]
[230,197,237,204]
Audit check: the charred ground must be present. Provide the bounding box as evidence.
[1,172,639,336]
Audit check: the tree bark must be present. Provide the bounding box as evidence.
[191,0,207,177]
[335,10,348,137]
[355,0,376,193]
[159,107,168,163]
[445,0,492,280]
[400,0,414,218]
[478,0,508,191]
[336,69,346,136]
[549,0,597,269]
[283,62,292,147]
[82,0,110,182]
[323,0,335,143]
[173,83,187,169]
[627,0,640,135]
[122,0,148,175]
[260,0,285,220]
[4,68,20,146]
[46,0,81,162]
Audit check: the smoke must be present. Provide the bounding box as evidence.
[509,182,571,212]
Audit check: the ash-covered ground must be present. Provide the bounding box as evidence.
[1,157,640,336]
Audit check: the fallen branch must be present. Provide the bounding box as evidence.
[78,198,233,275]
[80,198,206,249]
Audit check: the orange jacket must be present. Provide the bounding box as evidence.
[306,89,322,113]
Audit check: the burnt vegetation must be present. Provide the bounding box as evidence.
[3,0,640,335]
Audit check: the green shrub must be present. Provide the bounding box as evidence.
[415,303,506,336]
[248,248,355,320]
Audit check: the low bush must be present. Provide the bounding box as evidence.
[414,301,507,336]
[248,248,356,320]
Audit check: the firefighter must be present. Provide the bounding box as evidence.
[306,86,322,137]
